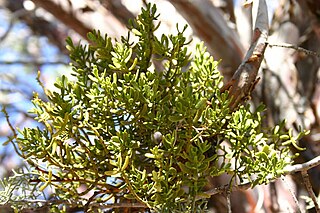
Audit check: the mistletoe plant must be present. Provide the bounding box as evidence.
[1,3,308,212]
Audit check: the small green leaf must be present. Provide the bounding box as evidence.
[145,153,155,158]
[168,115,183,122]
[104,170,119,175]
[132,29,142,36]
[195,98,207,109]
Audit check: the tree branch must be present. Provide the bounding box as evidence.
[301,170,320,212]
[268,42,320,57]
[284,155,320,174]
[281,176,303,213]
[0,60,69,66]
[100,0,135,27]
[30,0,92,38]
[30,0,127,39]
[202,155,320,198]
[221,0,269,110]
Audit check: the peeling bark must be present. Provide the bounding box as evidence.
[221,0,269,110]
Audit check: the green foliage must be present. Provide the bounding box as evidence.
[1,3,308,212]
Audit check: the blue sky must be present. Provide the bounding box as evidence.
[0,8,70,173]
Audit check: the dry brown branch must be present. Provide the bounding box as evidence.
[30,0,92,38]
[281,176,303,213]
[269,42,320,57]
[100,0,135,26]
[0,60,69,66]
[221,0,269,110]
[30,0,127,39]
[301,170,320,212]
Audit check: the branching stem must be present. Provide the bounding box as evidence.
[301,170,320,212]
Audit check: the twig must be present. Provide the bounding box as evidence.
[90,202,147,209]
[0,9,30,43]
[200,182,251,198]
[268,42,320,57]
[283,155,320,174]
[1,107,17,139]
[8,199,147,209]
[0,60,69,66]
[281,176,303,213]
[301,170,320,212]
[202,155,320,197]
[226,190,232,213]
[1,107,24,158]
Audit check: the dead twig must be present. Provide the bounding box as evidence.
[283,155,320,174]
[281,176,303,213]
[0,60,69,66]
[301,170,320,212]
[268,42,320,57]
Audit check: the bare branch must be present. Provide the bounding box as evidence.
[269,42,320,57]
[30,0,126,39]
[221,0,269,110]
[281,176,303,213]
[301,170,320,212]
[200,182,251,198]
[89,202,147,209]
[30,0,92,38]
[0,60,69,66]
[284,155,320,174]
